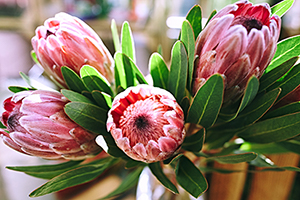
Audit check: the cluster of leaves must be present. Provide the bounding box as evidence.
[2,0,300,199]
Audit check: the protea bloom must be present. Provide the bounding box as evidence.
[193,0,281,103]
[31,12,114,88]
[0,90,101,160]
[106,85,185,163]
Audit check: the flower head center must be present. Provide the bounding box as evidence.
[134,114,150,131]
[232,16,263,34]
[46,30,55,38]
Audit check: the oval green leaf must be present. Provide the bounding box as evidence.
[182,128,205,152]
[238,112,300,143]
[149,163,179,194]
[168,41,188,103]
[271,0,294,17]
[267,63,300,102]
[175,155,207,198]
[64,102,108,135]
[121,21,136,62]
[186,4,202,39]
[61,67,88,93]
[180,20,195,92]
[265,35,300,73]
[80,65,113,96]
[149,52,169,89]
[61,89,94,104]
[259,57,298,92]
[30,158,117,197]
[207,152,258,164]
[187,74,224,128]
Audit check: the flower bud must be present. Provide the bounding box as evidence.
[193,0,281,103]
[0,90,101,160]
[31,12,114,88]
[106,85,185,163]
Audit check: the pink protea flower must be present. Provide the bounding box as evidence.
[193,0,281,103]
[106,85,185,163]
[0,90,101,160]
[31,12,114,88]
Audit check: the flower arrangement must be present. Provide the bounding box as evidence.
[0,0,300,199]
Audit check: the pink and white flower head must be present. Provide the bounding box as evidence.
[31,12,114,88]
[106,85,185,163]
[193,0,281,104]
[0,90,101,160]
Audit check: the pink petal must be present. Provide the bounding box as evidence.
[20,115,73,142]
[158,137,177,153]
[214,25,248,74]
[21,147,61,159]
[49,140,82,154]
[10,132,52,152]
[246,29,265,71]
[133,143,147,158]
[145,140,161,161]
[200,15,235,55]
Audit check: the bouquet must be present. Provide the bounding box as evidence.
[1,0,300,199]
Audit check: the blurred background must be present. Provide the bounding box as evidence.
[0,0,299,200]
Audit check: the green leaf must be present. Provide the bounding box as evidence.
[168,41,188,103]
[182,128,205,152]
[205,127,239,150]
[271,0,294,17]
[7,160,82,179]
[61,67,88,93]
[149,53,169,89]
[278,140,300,154]
[265,35,300,73]
[91,90,111,109]
[19,72,36,89]
[31,50,40,65]
[114,52,134,88]
[8,86,30,93]
[240,142,289,155]
[119,53,147,85]
[180,20,195,92]
[207,152,258,164]
[175,155,207,198]
[228,88,281,128]
[236,76,259,113]
[111,19,120,52]
[186,4,202,39]
[180,96,190,119]
[205,10,217,28]
[149,163,179,194]
[61,89,94,104]
[259,57,298,92]
[187,74,224,128]
[238,112,300,143]
[121,21,136,62]
[267,63,300,102]
[261,102,300,120]
[0,121,5,129]
[80,65,113,96]
[64,102,107,135]
[219,76,259,121]
[30,158,117,197]
[100,167,143,200]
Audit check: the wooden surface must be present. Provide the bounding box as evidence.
[207,162,248,200]
[247,153,300,200]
